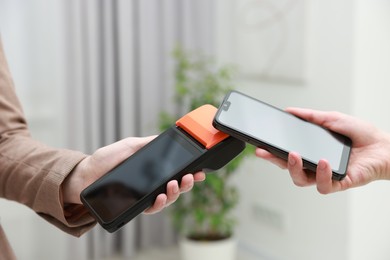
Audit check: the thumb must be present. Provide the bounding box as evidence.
[285,107,355,138]
[90,135,157,175]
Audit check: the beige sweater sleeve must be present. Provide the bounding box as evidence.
[0,39,96,237]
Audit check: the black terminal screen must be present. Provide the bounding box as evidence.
[82,128,203,223]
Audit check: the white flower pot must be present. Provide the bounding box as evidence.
[179,236,237,260]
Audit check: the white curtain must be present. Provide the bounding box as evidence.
[63,0,215,259]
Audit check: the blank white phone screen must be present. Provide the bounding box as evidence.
[218,92,346,171]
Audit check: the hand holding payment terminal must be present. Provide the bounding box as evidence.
[80,105,245,232]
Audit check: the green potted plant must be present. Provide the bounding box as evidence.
[159,46,253,260]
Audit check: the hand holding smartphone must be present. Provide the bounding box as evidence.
[213,91,351,180]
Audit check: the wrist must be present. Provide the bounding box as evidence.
[62,158,87,205]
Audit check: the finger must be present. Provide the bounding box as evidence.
[120,136,157,157]
[143,194,167,214]
[193,171,206,182]
[285,108,354,138]
[179,174,194,193]
[255,148,288,169]
[91,136,157,175]
[288,152,316,186]
[315,159,334,194]
[165,180,180,206]
[285,107,333,125]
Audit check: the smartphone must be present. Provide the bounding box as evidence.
[80,105,245,232]
[213,91,352,180]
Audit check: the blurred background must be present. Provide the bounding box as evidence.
[0,0,390,259]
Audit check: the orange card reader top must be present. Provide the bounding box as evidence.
[176,104,229,149]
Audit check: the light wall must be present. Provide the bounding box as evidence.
[349,0,390,259]
[216,0,390,260]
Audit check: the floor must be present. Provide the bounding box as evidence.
[103,247,180,260]
[132,247,180,260]
[105,246,251,260]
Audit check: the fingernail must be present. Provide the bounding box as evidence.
[173,184,179,193]
[289,156,296,166]
[318,160,327,171]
